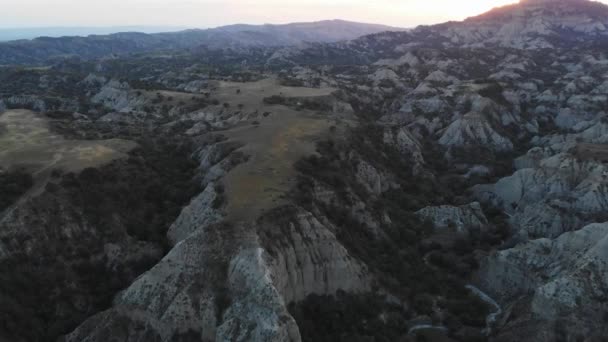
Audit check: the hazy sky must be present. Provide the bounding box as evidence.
[0,0,605,29]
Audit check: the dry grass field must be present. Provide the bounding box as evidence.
[0,109,136,192]
[214,78,350,222]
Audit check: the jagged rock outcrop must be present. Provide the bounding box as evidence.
[416,202,488,233]
[80,73,107,88]
[355,159,397,195]
[92,80,146,113]
[479,222,608,341]
[59,131,373,342]
[65,205,373,342]
[436,0,608,49]
[532,120,608,153]
[474,153,608,215]
[475,152,608,239]
[259,209,372,304]
[216,248,301,342]
[513,147,552,170]
[439,113,514,152]
[62,223,232,342]
[383,126,425,173]
[167,183,223,245]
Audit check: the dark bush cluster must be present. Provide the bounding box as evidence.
[289,292,410,342]
[477,82,510,108]
[60,138,201,244]
[290,124,499,341]
[263,95,286,105]
[0,169,33,211]
[0,135,202,341]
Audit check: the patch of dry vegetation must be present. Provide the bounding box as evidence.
[213,78,350,222]
[0,109,136,197]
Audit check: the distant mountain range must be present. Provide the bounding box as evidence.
[0,26,191,42]
[0,20,403,66]
[272,0,608,68]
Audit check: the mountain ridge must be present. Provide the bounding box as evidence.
[0,26,190,42]
[0,20,403,66]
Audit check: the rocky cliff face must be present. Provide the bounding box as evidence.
[259,208,372,304]
[437,0,608,48]
[479,222,608,341]
[416,202,489,234]
[63,204,371,342]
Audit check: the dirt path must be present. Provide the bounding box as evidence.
[466,285,502,336]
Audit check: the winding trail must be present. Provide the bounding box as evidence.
[417,250,503,337]
[407,324,448,335]
[466,285,502,336]
[406,284,502,337]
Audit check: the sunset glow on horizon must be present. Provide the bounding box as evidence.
[1,0,607,29]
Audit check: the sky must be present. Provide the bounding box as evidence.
[0,0,519,29]
[0,0,605,30]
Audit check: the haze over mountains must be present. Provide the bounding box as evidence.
[0,26,191,42]
[3,0,608,342]
[0,20,403,65]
